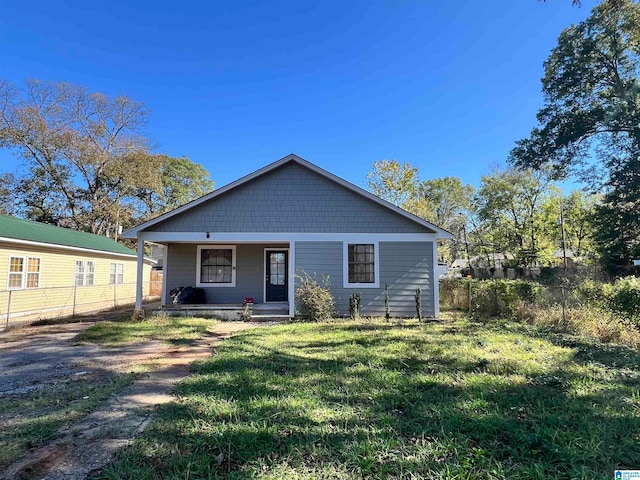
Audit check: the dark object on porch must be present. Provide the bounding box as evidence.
[170,286,205,304]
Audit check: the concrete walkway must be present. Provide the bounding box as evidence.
[0,321,261,480]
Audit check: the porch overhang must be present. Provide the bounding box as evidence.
[133,235,297,317]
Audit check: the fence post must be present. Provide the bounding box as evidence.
[113,283,117,308]
[561,284,567,331]
[72,284,77,316]
[468,278,472,313]
[5,290,11,329]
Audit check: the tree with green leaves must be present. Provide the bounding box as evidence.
[407,177,475,262]
[561,190,599,259]
[476,167,560,266]
[510,0,640,267]
[365,159,419,207]
[0,79,213,236]
[365,161,476,263]
[134,155,214,217]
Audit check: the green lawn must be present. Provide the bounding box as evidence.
[94,319,640,480]
[75,315,217,346]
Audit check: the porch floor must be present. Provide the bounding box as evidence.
[158,302,290,321]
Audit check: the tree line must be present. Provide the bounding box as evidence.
[366,159,599,267]
[0,79,213,239]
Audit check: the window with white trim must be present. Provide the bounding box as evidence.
[75,261,85,286]
[86,261,95,286]
[110,263,124,284]
[8,256,41,289]
[344,242,379,288]
[197,245,236,287]
[75,260,95,286]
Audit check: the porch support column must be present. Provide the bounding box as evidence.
[135,235,145,311]
[289,240,296,317]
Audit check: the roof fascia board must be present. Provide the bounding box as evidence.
[136,232,438,243]
[0,236,155,263]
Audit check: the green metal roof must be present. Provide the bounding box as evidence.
[0,215,136,256]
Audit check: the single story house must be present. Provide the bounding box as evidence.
[0,215,155,327]
[124,154,452,318]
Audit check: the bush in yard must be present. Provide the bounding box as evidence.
[521,304,640,348]
[470,279,542,319]
[295,273,335,321]
[575,279,613,310]
[576,276,640,326]
[439,277,470,311]
[349,292,361,320]
[609,276,640,324]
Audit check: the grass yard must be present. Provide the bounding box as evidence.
[93,318,640,480]
[75,315,216,346]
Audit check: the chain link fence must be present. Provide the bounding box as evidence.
[0,281,162,330]
[440,277,601,315]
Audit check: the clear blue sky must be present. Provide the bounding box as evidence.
[0,0,599,191]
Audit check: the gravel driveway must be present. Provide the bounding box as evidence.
[0,322,166,397]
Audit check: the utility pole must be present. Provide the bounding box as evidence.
[560,201,568,271]
[559,199,568,330]
[461,219,472,276]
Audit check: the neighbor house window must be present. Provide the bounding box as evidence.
[197,245,236,287]
[8,256,41,289]
[26,258,41,288]
[343,242,379,288]
[110,263,124,284]
[75,261,85,286]
[86,261,95,286]
[75,260,95,286]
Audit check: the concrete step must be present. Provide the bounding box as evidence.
[250,314,291,322]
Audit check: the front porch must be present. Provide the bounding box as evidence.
[135,241,295,317]
[158,301,291,322]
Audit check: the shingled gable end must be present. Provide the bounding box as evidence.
[124,154,452,318]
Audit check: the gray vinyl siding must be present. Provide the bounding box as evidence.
[295,241,434,317]
[151,162,432,234]
[164,243,287,304]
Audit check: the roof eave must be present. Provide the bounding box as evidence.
[0,236,142,259]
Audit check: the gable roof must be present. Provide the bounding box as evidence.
[0,215,137,257]
[124,154,453,239]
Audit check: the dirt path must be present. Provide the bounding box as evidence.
[0,321,262,480]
